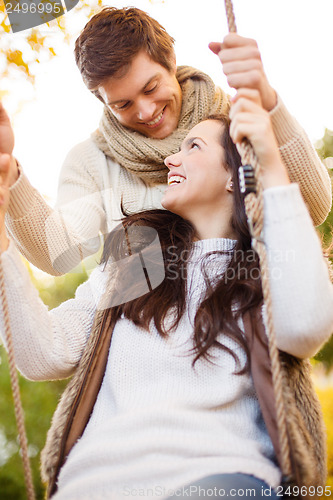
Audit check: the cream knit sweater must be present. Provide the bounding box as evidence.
[6,96,332,276]
[1,185,333,500]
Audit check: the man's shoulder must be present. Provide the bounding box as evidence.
[62,137,121,171]
[66,137,108,162]
[59,137,123,186]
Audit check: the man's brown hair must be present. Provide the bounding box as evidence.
[74,6,176,102]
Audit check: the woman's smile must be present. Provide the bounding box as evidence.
[167,174,186,186]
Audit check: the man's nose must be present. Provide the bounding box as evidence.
[136,98,157,122]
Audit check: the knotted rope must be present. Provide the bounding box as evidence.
[224,0,292,481]
[0,255,36,499]
[0,5,291,499]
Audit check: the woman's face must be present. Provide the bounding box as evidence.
[162,120,233,224]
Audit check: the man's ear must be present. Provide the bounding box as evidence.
[226,174,234,193]
[170,51,177,73]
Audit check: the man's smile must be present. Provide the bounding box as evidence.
[141,107,166,128]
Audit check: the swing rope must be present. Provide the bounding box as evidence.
[0,256,36,499]
[223,0,292,481]
[0,4,293,499]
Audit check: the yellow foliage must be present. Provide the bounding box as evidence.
[27,28,46,51]
[6,49,29,74]
[1,18,11,34]
[316,386,333,485]
[0,0,106,94]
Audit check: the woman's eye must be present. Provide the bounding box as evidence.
[191,142,199,150]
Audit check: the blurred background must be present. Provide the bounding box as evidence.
[0,0,333,497]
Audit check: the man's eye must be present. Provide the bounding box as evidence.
[144,84,157,95]
[114,102,130,110]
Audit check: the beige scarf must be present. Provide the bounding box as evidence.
[91,66,230,185]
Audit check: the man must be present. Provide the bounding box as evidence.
[1,7,331,274]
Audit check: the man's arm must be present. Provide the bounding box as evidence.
[268,96,332,226]
[210,34,332,225]
[5,140,108,275]
[0,102,108,275]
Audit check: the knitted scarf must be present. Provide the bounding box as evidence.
[91,66,230,185]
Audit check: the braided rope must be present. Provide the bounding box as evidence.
[224,0,237,32]
[0,256,36,500]
[0,4,290,498]
[223,0,292,480]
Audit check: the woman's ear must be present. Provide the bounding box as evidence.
[226,174,234,193]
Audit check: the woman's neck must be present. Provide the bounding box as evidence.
[192,213,237,241]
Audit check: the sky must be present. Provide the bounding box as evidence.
[4,0,333,202]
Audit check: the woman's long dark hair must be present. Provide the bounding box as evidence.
[101,116,262,373]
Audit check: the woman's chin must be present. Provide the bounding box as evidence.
[161,197,181,217]
[161,194,174,211]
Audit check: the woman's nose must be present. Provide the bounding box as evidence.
[164,152,181,169]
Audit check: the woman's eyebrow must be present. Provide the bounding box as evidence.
[183,136,208,149]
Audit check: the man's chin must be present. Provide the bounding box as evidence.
[142,117,178,139]
[145,126,175,140]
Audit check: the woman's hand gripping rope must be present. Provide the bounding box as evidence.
[229,88,291,191]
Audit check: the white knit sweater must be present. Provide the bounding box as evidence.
[1,185,333,500]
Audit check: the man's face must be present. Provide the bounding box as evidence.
[98,51,182,139]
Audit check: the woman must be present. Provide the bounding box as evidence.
[0,89,332,500]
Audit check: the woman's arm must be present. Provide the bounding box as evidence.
[229,90,333,358]
[263,183,333,358]
[0,240,105,380]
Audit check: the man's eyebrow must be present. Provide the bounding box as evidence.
[107,74,160,106]
[143,74,159,90]
[183,136,208,148]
